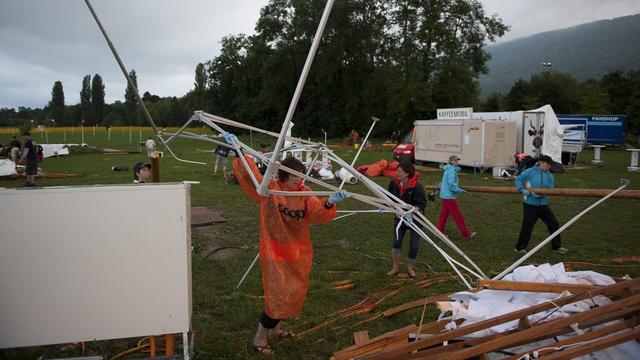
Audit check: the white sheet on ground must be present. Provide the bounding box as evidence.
[443,263,639,359]
[0,159,17,177]
[40,144,72,158]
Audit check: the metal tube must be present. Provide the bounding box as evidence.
[494,179,631,280]
[84,0,158,135]
[236,253,260,289]
[339,117,379,189]
[258,0,336,196]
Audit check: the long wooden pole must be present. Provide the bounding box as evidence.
[424,184,640,199]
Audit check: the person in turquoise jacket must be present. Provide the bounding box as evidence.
[514,155,569,254]
[437,155,475,239]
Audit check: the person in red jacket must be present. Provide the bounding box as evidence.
[228,132,349,355]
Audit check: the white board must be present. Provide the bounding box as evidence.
[0,183,192,349]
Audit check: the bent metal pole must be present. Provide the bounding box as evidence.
[494,179,631,280]
[84,0,158,136]
[258,0,336,196]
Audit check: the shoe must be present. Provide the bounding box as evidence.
[552,247,569,254]
[465,232,477,239]
[513,248,527,254]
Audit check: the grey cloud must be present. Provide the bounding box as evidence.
[0,0,264,108]
[2,0,640,109]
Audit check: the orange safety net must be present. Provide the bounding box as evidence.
[233,156,337,319]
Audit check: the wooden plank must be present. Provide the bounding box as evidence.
[355,278,640,360]
[423,185,640,199]
[353,330,369,345]
[541,327,640,360]
[503,316,640,360]
[477,279,601,294]
[464,304,640,349]
[382,294,454,317]
[414,293,640,360]
[334,325,417,360]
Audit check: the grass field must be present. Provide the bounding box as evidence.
[1,128,639,359]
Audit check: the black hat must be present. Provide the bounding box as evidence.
[538,155,554,164]
[133,161,151,174]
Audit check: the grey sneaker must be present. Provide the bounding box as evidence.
[553,247,569,254]
[513,248,527,254]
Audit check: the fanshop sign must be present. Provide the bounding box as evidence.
[437,107,473,120]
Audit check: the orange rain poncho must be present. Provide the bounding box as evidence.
[233,156,337,319]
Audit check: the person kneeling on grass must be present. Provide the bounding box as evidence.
[225,132,349,355]
[514,155,569,255]
[386,161,426,278]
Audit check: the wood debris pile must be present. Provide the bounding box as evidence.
[333,268,640,359]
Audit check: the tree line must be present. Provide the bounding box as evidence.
[484,70,640,137]
[1,0,638,140]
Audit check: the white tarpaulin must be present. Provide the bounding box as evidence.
[0,159,17,177]
[40,144,71,158]
[443,263,639,360]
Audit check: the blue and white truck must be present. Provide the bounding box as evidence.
[557,114,626,145]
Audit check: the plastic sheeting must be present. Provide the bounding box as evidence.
[233,155,337,319]
[444,263,639,360]
[40,144,71,158]
[0,159,17,177]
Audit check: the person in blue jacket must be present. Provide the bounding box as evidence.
[514,155,569,254]
[437,155,476,239]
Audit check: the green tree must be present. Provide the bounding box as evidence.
[80,75,91,122]
[124,69,139,124]
[483,91,505,111]
[49,81,65,123]
[91,74,105,124]
[193,63,208,111]
[506,79,530,110]
[600,70,632,115]
[579,80,611,114]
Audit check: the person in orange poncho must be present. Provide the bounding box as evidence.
[227,134,349,355]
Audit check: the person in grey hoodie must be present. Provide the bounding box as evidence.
[514,155,569,254]
[437,155,475,239]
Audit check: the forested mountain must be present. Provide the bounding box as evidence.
[480,14,640,98]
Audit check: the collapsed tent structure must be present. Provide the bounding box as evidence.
[83,0,636,357]
[84,0,631,290]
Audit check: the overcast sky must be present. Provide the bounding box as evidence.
[1,0,639,109]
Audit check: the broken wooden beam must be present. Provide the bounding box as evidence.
[353,330,369,346]
[408,293,640,360]
[424,185,640,199]
[382,293,454,317]
[477,279,601,294]
[356,278,640,359]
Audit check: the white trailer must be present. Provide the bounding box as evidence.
[413,119,517,168]
[473,104,565,163]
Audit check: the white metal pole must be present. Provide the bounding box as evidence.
[81,125,85,144]
[236,253,260,289]
[339,117,379,189]
[129,126,132,143]
[258,0,336,196]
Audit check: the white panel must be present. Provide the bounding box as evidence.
[0,184,192,349]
